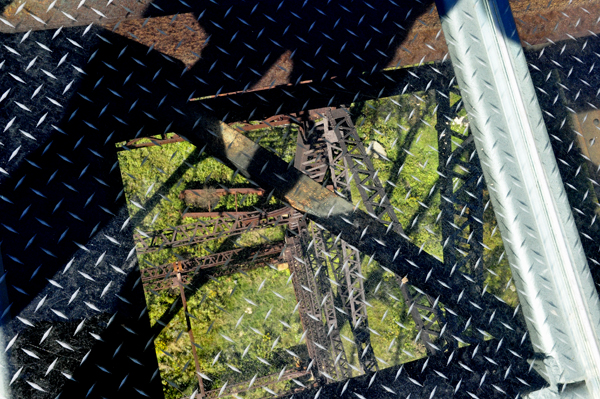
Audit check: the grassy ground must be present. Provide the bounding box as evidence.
[116,90,517,398]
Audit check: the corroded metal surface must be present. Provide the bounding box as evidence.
[0,0,153,32]
[114,0,600,94]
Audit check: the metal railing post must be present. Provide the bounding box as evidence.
[436,0,600,396]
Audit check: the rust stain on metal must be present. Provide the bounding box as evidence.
[0,0,152,33]
[250,49,294,91]
[108,0,600,98]
[111,12,207,68]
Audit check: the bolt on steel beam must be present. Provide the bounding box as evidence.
[436,0,600,397]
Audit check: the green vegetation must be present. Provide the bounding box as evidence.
[117,90,516,399]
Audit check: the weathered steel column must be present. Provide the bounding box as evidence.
[436,0,600,397]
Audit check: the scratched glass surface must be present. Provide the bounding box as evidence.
[0,1,598,399]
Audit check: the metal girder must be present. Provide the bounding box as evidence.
[134,207,293,254]
[323,108,401,230]
[436,0,600,396]
[141,242,285,291]
[295,122,330,185]
[315,229,379,374]
[307,223,352,381]
[294,119,378,374]
[283,231,335,383]
[285,216,351,382]
[296,115,380,371]
[319,108,450,355]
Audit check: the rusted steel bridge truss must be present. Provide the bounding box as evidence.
[139,105,483,394]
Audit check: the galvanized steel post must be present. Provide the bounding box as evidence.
[436,0,600,397]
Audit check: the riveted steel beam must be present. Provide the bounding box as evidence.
[436,0,600,396]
